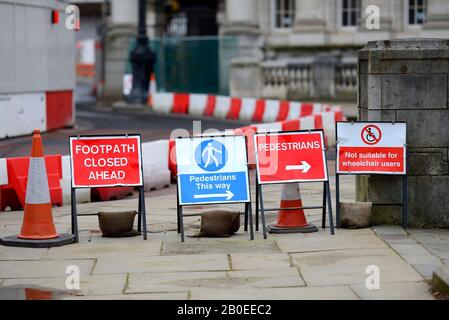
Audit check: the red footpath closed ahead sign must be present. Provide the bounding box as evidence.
[336,122,406,175]
[69,135,143,187]
[254,130,328,184]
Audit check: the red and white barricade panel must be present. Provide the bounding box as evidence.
[239,98,257,121]
[152,92,174,114]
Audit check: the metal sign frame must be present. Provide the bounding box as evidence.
[69,134,147,242]
[253,129,335,238]
[175,134,254,242]
[335,121,408,229]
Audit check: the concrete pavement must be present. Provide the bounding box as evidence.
[0,167,441,300]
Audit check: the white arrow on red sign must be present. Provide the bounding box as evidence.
[285,161,311,173]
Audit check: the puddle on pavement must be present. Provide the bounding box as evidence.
[0,285,81,300]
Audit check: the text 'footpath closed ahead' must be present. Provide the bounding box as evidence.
[175,135,250,205]
[69,135,143,187]
[336,122,406,175]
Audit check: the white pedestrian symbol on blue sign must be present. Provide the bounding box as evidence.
[176,136,250,205]
[195,139,227,171]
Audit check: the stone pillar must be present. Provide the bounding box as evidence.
[103,0,137,99]
[110,0,138,25]
[357,38,449,227]
[311,54,336,99]
[423,0,449,36]
[103,0,159,99]
[221,0,262,59]
[229,57,262,98]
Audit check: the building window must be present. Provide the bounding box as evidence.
[274,0,295,28]
[341,0,361,27]
[165,13,188,37]
[408,0,427,25]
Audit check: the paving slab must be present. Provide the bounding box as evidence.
[276,229,388,253]
[93,254,229,275]
[79,233,153,244]
[418,246,449,261]
[350,282,434,300]
[401,254,443,265]
[297,263,422,287]
[127,271,228,293]
[378,234,417,244]
[372,226,408,236]
[412,264,444,279]
[62,292,189,300]
[44,242,162,260]
[0,246,48,261]
[292,248,405,268]
[0,259,95,279]
[190,286,359,300]
[161,239,279,255]
[2,274,127,295]
[388,243,431,256]
[226,268,305,288]
[230,253,291,270]
[291,248,423,286]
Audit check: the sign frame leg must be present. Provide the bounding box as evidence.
[176,188,181,234]
[137,188,142,233]
[255,178,259,231]
[325,181,335,235]
[322,182,327,229]
[247,201,254,240]
[257,183,268,239]
[178,205,185,242]
[244,202,248,232]
[335,173,340,228]
[402,175,408,229]
[71,187,79,243]
[139,186,148,240]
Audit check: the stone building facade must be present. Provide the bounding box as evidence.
[103,0,449,100]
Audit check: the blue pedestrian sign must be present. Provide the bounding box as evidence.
[176,135,250,205]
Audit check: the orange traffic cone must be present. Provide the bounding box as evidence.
[25,288,53,300]
[267,183,318,234]
[19,129,58,239]
[147,73,157,106]
[0,129,74,248]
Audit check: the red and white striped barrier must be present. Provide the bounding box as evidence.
[0,98,343,210]
[187,94,216,117]
[148,92,341,124]
[141,140,171,191]
[60,155,91,205]
[152,92,175,114]
[0,158,7,186]
[0,91,74,139]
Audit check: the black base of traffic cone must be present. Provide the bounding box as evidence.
[267,223,318,234]
[0,234,75,248]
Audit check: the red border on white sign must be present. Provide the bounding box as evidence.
[254,130,329,184]
[336,122,407,175]
[69,134,143,188]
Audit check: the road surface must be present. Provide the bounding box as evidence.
[0,100,249,159]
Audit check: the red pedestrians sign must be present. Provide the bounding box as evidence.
[336,122,406,175]
[254,130,328,184]
[69,135,143,187]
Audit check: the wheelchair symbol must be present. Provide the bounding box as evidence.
[361,125,382,145]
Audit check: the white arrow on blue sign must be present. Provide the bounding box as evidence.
[175,135,250,205]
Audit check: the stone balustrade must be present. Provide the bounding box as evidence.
[231,56,357,102]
